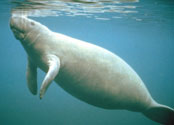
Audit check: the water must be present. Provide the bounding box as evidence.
[0,0,174,124]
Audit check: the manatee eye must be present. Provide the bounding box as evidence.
[31,21,35,26]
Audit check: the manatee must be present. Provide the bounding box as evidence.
[10,16,174,124]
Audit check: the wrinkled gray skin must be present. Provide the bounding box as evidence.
[10,16,174,125]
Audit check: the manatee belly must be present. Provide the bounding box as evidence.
[54,51,152,111]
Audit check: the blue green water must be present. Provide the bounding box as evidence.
[0,0,174,125]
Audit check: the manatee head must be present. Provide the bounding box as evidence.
[10,15,53,58]
[10,16,37,40]
[10,16,50,43]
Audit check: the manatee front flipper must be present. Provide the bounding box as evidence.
[40,55,60,99]
[26,58,37,95]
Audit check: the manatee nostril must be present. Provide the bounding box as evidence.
[31,22,35,26]
[10,17,18,28]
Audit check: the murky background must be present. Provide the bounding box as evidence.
[0,0,173,124]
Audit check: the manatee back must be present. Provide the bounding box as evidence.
[51,35,153,111]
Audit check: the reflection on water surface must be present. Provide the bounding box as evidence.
[11,0,139,20]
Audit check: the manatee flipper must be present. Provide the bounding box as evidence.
[143,102,174,125]
[26,58,37,95]
[40,55,60,99]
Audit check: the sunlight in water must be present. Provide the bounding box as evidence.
[11,0,139,20]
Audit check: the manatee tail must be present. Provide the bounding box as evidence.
[143,101,174,125]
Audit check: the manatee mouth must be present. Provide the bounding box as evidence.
[11,27,25,40]
[10,16,25,40]
[10,17,24,31]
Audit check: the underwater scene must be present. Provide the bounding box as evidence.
[0,0,174,125]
